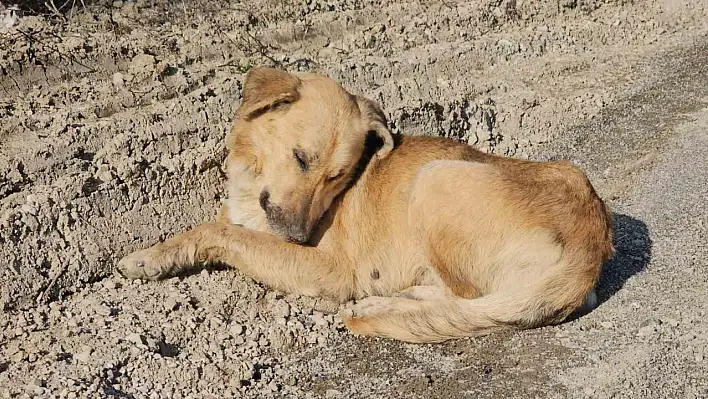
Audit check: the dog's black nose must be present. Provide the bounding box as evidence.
[259,189,270,211]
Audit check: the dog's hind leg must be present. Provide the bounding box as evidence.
[341,268,601,343]
[341,282,580,343]
[117,222,355,301]
[340,293,506,343]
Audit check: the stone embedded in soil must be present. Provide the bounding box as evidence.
[111,72,124,87]
[662,318,680,328]
[311,311,328,327]
[273,301,291,319]
[95,304,112,316]
[126,332,145,346]
[74,347,93,363]
[229,323,245,337]
[128,54,156,78]
[102,279,118,290]
[638,325,658,337]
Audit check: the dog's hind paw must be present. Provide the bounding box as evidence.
[340,297,400,337]
[340,296,433,340]
[341,296,419,319]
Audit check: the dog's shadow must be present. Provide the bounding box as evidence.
[552,212,648,324]
[596,212,652,304]
[568,212,651,321]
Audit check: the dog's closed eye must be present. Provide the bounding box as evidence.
[326,171,344,182]
[293,149,309,172]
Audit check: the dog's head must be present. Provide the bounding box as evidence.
[228,67,395,243]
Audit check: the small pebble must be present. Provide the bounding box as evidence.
[75,347,93,363]
[164,297,178,313]
[229,323,245,337]
[663,318,679,328]
[111,72,125,87]
[267,381,279,392]
[127,332,144,345]
[274,301,291,319]
[95,304,112,317]
[326,389,342,398]
[638,325,657,337]
[311,311,328,327]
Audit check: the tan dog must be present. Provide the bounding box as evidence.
[117,67,614,343]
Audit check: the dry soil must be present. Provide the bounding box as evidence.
[1,0,707,398]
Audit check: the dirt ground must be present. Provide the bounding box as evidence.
[1,0,707,398]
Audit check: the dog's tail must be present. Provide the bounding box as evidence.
[340,277,598,344]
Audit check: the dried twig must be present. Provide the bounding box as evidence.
[16,28,96,73]
[37,263,67,304]
[242,28,281,67]
[44,0,67,21]
[217,26,281,70]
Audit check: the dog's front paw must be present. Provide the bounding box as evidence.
[117,246,172,280]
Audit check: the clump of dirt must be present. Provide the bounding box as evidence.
[1,0,707,397]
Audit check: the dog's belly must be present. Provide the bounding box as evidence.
[349,244,444,298]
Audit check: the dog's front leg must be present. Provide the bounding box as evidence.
[117,223,353,300]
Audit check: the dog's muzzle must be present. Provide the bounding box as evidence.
[259,189,311,244]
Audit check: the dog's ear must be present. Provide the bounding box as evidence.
[237,67,301,120]
[356,96,394,160]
